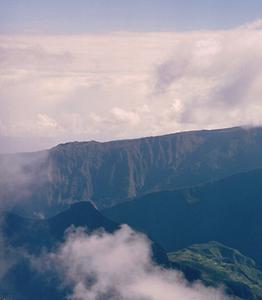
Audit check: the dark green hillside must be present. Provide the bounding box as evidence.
[0,202,119,300]
[1,202,119,254]
[168,242,262,300]
[103,168,262,265]
[0,202,168,300]
[2,126,262,217]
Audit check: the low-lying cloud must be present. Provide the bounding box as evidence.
[0,150,48,212]
[1,20,262,151]
[48,225,232,300]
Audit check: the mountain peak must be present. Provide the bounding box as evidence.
[69,200,97,211]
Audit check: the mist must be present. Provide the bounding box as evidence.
[0,150,48,214]
[46,225,232,300]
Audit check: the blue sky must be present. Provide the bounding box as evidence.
[1,0,262,33]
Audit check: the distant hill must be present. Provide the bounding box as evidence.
[168,241,262,300]
[1,202,118,253]
[103,168,262,266]
[0,202,168,300]
[1,126,262,217]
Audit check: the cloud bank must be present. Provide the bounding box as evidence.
[1,20,262,151]
[48,225,231,300]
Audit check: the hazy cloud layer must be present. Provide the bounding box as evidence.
[1,20,262,151]
[0,150,48,212]
[47,225,232,300]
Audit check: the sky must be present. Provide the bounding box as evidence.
[1,0,262,33]
[1,1,262,152]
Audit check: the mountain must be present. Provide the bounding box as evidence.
[0,202,117,300]
[1,126,262,217]
[1,202,118,254]
[168,242,262,300]
[0,202,168,300]
[103,168,262,266]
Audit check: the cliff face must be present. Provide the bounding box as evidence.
[1,126,262,216]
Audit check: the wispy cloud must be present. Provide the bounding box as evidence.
[0,150,48,213]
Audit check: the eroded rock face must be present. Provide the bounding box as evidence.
[1,126,262,217]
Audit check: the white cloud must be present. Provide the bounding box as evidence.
[111,107,141,126]
[37,113,57,128]
[47,225,231,300]
[1,21,262,150]
[237,19,262,30]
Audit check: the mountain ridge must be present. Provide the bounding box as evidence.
[0,202,169,300]
[168,241,262,300]
[103,167,262,266]
[1,126,262,217]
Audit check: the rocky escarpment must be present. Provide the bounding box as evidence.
[1,126,262,217]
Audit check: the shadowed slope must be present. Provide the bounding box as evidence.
[103,168,262,265]
[0,202,168,300]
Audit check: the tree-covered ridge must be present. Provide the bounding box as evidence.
[168,242,262,300]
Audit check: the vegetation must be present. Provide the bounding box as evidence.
[1,127,262,299]
[168,242,262,300]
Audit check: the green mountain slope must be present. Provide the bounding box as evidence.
[0,202,168,300]
[103,168,262,265]
[2,126,262,217]
[0,202,119,300]
[168,242,262,300]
